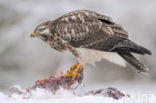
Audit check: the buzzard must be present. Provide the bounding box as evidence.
[31,10,151,80]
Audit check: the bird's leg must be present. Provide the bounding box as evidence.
[65,63,83,80]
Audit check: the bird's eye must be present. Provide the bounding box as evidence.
[38,28,45,32]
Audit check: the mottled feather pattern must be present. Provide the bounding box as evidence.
[110,24,128,38]
[53,10,129,51]
[48,35,70,52]
[54,10,104,42]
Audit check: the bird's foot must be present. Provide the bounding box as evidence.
[65,63,83,80]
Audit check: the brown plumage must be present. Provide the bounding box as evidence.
[31,10,151,73]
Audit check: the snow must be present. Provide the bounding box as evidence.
[0,85,155,103]
[0,93,155,103]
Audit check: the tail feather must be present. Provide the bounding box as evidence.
[112,40,152,55]
[139,46,152,55]
[118,53,149,73]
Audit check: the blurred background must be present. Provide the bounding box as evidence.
[0,0,156,94]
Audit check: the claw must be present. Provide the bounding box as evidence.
[64,63,83,80]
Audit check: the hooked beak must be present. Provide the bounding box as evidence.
[30,34,35,38]
[30,31,39,38]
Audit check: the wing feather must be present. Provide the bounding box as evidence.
[54,10,129,52]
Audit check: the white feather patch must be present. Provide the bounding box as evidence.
[41,29,50,34]
[75,48,126,67]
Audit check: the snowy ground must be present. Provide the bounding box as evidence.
[0,85,155,103]
[0,92,155,103]
[1,96,154,103]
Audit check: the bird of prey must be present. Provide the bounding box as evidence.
[31,10,151,80]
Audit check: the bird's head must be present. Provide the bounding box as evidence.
[31,21,51,42]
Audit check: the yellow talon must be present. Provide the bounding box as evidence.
[65,63,83,80]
